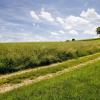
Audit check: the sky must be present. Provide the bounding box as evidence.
[0,0,100,42]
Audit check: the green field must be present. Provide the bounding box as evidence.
[0,57,100,100]
[0,39,100,74]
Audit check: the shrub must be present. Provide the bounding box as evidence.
[72,38,75,41]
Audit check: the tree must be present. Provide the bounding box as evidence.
[96,27,100,37]
[72,38,75,41]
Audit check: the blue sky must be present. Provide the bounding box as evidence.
[0,0,100,42]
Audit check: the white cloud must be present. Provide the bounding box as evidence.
[56,8,100,36]
[29,8,100,41]
[59,30,65,34]
[50,30,66,36]
[64,15,89,30]
[40,8,54,22]
[30,9,55,22]
[56,17,64,24]
[83,26,96,35]
[56,15,90,34]
[50,32,59,36]
[56,15,90,31]
[80,8,100,20]
[30,11,39,20]
[69,30,78,35]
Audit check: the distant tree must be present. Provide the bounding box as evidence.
[96,27,100,37]
[72,38,75,41]
[65,40,70,42]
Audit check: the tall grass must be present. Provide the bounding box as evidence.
[0,39,100,74]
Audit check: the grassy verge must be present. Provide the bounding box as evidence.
[0,53,100,86]
[0,57,100,100]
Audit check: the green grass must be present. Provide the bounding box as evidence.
[0,52,100,85]
[80,38,100,41]
[0,39,100,74]
[0,58,100,100]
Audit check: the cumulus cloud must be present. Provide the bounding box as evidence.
[80,8,100,25]
[30,8,100,41]
[56,17,64,24]
[30,8,55,22]
[80,8,100,20]
[66,16,89,27]
[50,32,59,36]
[69,30,78,35]
[30,11,39,20]
[59,30,65,34]
[50,30,66,37]
[56,8,100,36]
[40,8,54,22]
[83,26,96,35]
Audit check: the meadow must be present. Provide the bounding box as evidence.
[0,57,100,100]
[0,39,100,74]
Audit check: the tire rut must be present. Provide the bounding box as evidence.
[0,57,100,93]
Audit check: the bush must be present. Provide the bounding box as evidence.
[96,27,100,31]
[72,38,75,41]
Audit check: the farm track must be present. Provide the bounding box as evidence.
[0,63,61,79]
[0,57,100,93]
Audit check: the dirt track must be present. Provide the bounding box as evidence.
[0,57,100,93]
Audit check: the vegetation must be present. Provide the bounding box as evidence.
[96,27,100,36]
[0,39,100,74]
[72,38,75,41]
[81,38,100,41]
[97,27,100,31]
[0,59,100,100]
[0,53,100,85]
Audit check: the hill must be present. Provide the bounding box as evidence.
[0,38,100,74]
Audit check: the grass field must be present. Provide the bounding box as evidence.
[0,39,100,74]
[0,57,100,100]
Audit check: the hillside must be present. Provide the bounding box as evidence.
[0,39,100,74]
[0,39,100,99]
[0,39,100,100]
[80,38,100,41]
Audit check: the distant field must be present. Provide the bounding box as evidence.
[80,38,100,41]
[0,38,100,74]
[0,57,100,100]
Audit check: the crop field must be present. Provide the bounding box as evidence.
[0,39,100,74]
[0,55,100,100]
